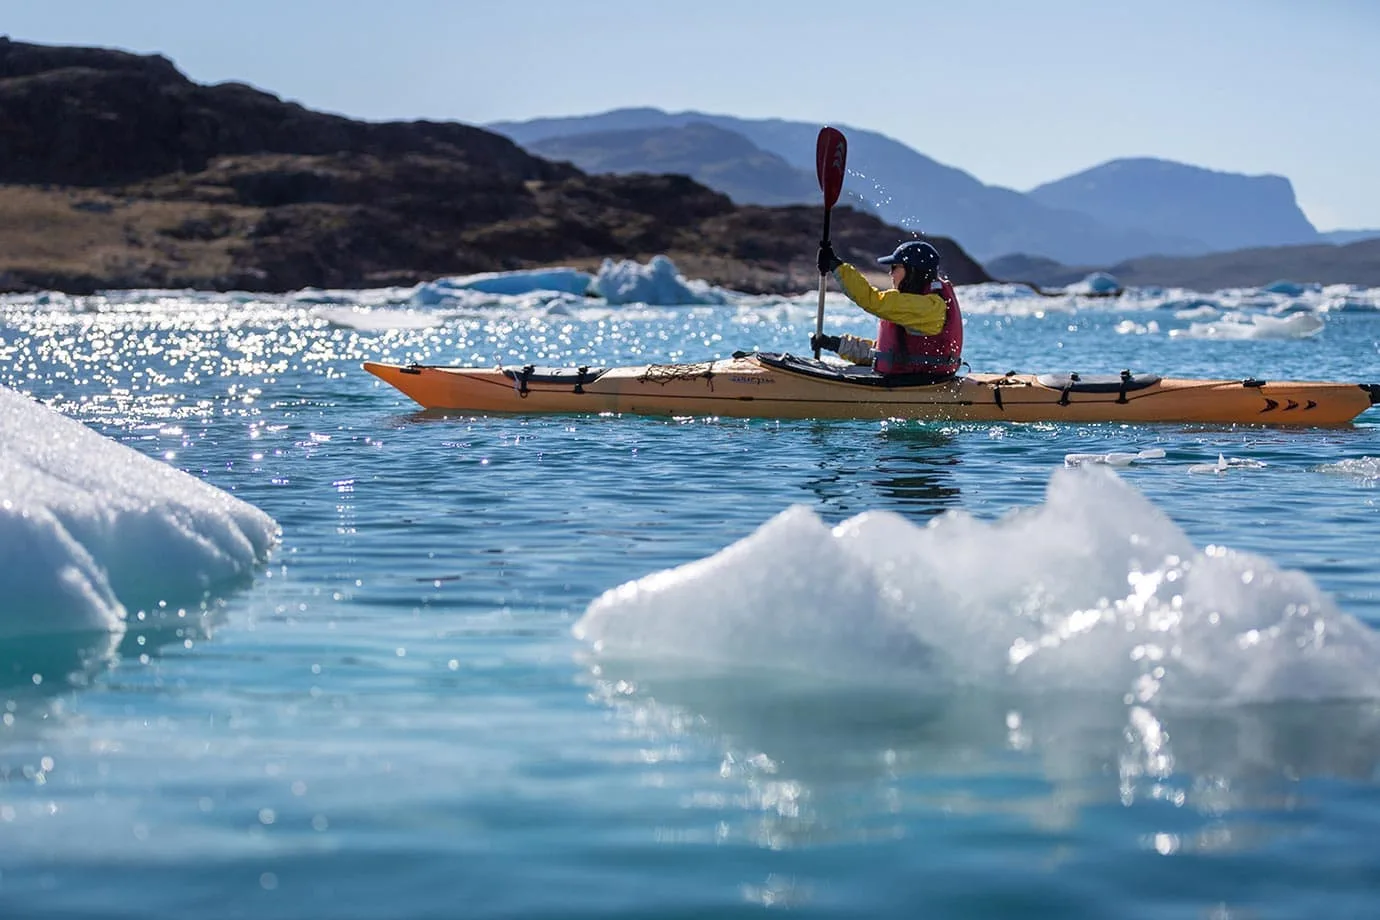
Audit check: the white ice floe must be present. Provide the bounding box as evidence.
[0,387,279,639]
[1114,319,1160,335]
[418,267,594,300]
[1170,312,1325,340]
[399,256,730,308]
[575,466,1380,705]
[1065,447,1166,467]
[312,306,444,331]
[592,255,729,306]
[1064,272,1123,295]
[1315,457,1380,482]
[1187,453,1268,475]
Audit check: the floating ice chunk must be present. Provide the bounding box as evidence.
[575,466,1380,704]
[1262,280,1317,296]
[1115,319,1160,335]
[592,255,729,306]
[1172,305,1221,320]
[1188,453,1268,475]
[290,288,356,305]
[1170,312,1324,340]
[438,267,593,297]
[574,504,927,673]
[1065,448,1166,468]
[1316,457,1380,482]
[312,306,442,330]
[408,268,594,307]
[0,387,279,639]
[1065,272,1123,295]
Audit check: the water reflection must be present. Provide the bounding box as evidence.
[0,632,121,695]
[0,608,221,710]
[873,425,963,511]
[802,422,962,519]
[585,660,1380,852]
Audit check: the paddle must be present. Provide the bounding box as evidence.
[813,126,847,358]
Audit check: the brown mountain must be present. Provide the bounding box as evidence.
[0,37,988,294]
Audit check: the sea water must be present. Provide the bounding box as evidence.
[2,279,1379,918]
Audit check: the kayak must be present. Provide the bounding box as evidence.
[364,351,1379,426]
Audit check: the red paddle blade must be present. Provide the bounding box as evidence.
[815,126,847,209]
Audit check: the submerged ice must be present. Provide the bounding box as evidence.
[0,387,279,639]
[575,466,1380,706]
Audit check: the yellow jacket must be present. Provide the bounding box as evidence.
[830,263,949,364]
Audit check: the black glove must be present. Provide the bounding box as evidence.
[817,241,842,275]
[810,333,841,353]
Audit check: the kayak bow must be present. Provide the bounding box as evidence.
[364,352,1379,426]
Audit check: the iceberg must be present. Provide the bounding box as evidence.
[398,256,730,308]
[1065,272,1123,296]
[1169,311,1325,340]
[592,255,729,306]
[1262,280,1321,297]
[575,466,1380,705]
[411,267,594,304]
[0,387,279,640]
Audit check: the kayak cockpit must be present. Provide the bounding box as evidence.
[750,351,958,388]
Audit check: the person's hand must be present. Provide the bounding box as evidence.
[817,242,842,275]
[811,333,841,353]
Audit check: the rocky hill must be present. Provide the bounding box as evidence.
[0,37,989,294]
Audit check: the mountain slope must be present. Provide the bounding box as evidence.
[527,122,819,207]
[1027,158,1319,252]
[490,108,1210,264]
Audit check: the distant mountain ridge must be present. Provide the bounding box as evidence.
[1027,158,1318,252]
[527,122,819,207]
[490,108,1360,267]
[491,108,1206,265]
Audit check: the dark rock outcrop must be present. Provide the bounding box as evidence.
[0,36,569,188]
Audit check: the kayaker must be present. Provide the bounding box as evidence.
[811,240,964,379]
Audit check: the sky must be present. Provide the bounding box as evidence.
[5,0,1379,229]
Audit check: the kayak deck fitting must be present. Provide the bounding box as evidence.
[364,351,1380,426]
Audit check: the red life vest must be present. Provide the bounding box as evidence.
[872,278,963,376]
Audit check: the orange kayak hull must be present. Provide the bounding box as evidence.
[364,353,1378,427]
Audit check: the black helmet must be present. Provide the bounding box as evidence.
[877,240,940,276]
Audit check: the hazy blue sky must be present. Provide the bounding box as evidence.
[6,0,1378,228]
